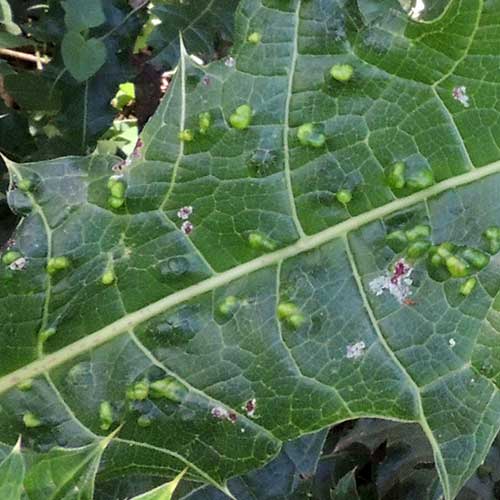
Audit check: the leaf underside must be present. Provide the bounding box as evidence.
[2,0,500,499]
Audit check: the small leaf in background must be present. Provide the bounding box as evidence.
[0,0,20,34]
[61,31,107,82]
[0,437,25,500]
[330,469,359,500]
[62,0,105,32]
[130,468,187,500]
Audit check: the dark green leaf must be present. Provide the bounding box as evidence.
[61,31,107,82]
[3,73,61,112]
[330,469,359,500]
[62,0,105,32]
[0,31,35,48]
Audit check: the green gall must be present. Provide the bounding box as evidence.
[460,277,477,296]
[18,179,32,192]
[330,63,354,82]
[108,196,125,209]
[288,313,305,329]
[218,296,239,317]
[430,252,444,267]
[101,269,115,286]
[23,412,42,428]
[248,232,277,252]
[39,328,56,343]
[126,380,149,401]
[386,230,408,253]
[47,256,70,274]
[336,189,352,205]
[386,161,406,190]
[178,129,194,142]
[150,378,187,403]
[445,255,470,278]
[484,226,500,254]
[405,225,431,242]
[17,379,33,391]
[277,302,299,319]
[461,247,490,270]
[137,415,152,428]
[406,169,435,190]
[297,123,325,148]
[277,302,305,328]
[2,251,22,266]
[230,104,253,130]
[407,240,431,259]
[110,181,125,199]
[436,242,456,259]
[484,226,500,240]
[198,112,212,134]
[99,401,114,431]
[248,31,262,44]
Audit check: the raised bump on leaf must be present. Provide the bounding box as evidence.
[229,104,252,130]
[336,189,352,205]
[2,251,22,266]
[297,123,325,148]
[407,240,431,259]
[218,296,240,317]
[330,63,353,82]
[178,129,194,142]
[99,401,114,431]
[248,232,277,252]
[460,277,477,296]
[150,378,187,402]
[248,32,262,44]
[198,112,211,134]
[23,412,41,428]
[406,225,431,241]
[47,256,70,274]
[126,380,149,401]
[386,161,406,189]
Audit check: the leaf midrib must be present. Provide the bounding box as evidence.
[2,159,500,395]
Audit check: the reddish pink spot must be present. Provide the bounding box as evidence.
[131,138,144,158]
[228,412,237,423]
[391,260,410,284]
[181,221,194,235]
[243,398,256,418]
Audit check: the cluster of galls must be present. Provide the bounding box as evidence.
[387,223,500,296]
[386,160,434,192]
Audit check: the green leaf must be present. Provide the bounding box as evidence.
[0,437,25,500]
[24,432,116,499]
[2,1,500,499]
[61,31,107,82]
[62,0,105,32]
[130,468,186,500]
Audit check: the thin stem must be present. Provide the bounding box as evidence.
[98,2,148,41]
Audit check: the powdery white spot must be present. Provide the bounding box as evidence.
[452,86,470,108]
[241,428,246,433]
[409,0,425,20]
[369,259,413,304]
[225,56,236,67]
[211,406,237,423]
[9,257,27,271]
[181,221,194,235]
[346,341,366,360]
[177,206,193,220]
[242,398,256,418]
[112,158,131,173]
[449,338,456,347]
